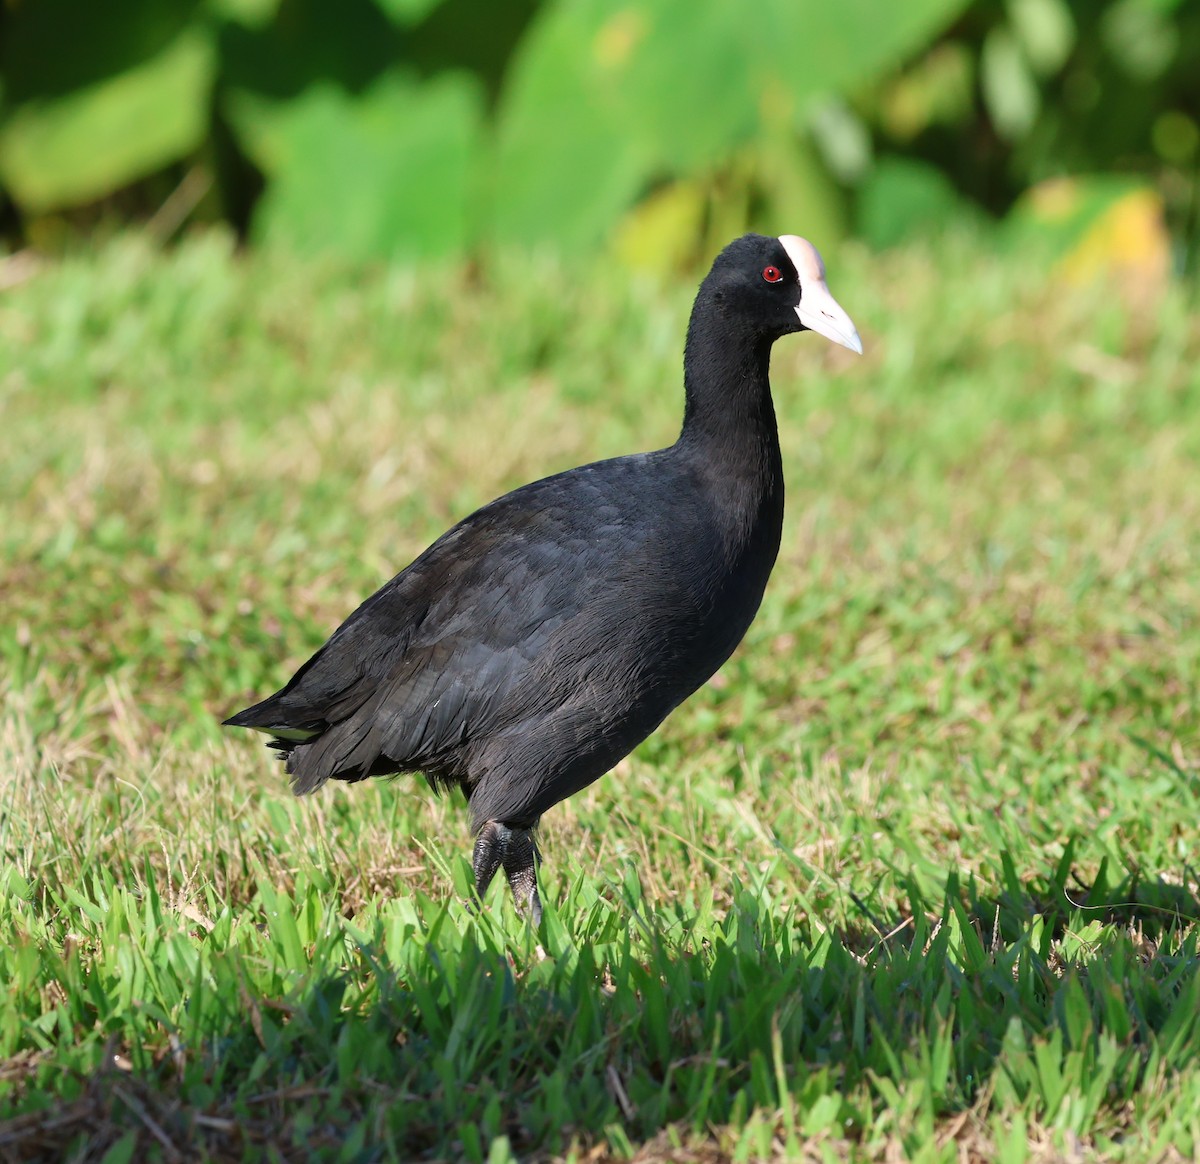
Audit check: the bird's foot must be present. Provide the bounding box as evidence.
[472,820,506,903]
[472,819,542,926]
[503,827,543,927]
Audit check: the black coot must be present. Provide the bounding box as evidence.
[225,233,861,923]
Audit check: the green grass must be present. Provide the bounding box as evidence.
[1,228,1199,1161]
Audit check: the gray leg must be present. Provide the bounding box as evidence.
[502,826,542,928]
[472,820,506,904]
[471,820,542,927]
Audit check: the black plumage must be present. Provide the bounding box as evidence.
[224,232,862,922]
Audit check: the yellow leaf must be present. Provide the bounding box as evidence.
[613,179,706,275]
[593,9,647,70]
[1057,187,1170,288]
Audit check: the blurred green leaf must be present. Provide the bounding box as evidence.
[372,0,446,25]
[810,99,873,184]
[1153,110,1199,164]
[879,42,975,141]
[858,156,974,249]
[770,0,977,98]
[981,28,1039,140]
[0,28,214,213]
[228,72,482,260]
[1102,0,1178,80]
[486,3,658,252]
[614,178,707,273]
[208,0,281,28]
[752,129,846,250]
[491,0,972,250]
[1008,0,1075,76]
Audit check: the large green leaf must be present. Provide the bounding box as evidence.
[490,0,972,250]
[228,72,483,260]
[482,5,652,252]
[0,28,214,213]
[858,155,978,249]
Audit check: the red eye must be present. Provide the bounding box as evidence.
[762,266,782,283]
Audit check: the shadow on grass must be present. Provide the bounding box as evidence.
[847,841,1200,959]
[3,856,1200,1162]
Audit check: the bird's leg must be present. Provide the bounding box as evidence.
[472,820,543,926]
[472,820,506,906]
[501,825,542,928]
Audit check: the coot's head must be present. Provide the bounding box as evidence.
[703,233,862,354]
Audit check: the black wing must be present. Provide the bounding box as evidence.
[225,456,710,795]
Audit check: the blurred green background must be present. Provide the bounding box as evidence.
[0,0,1195,276]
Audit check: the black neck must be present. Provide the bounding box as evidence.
[671,292,785,573]
[677,294,781,471]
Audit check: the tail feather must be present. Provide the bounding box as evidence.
[225,689,394,797]
[225,638,413,796]
[223,692,323,740]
